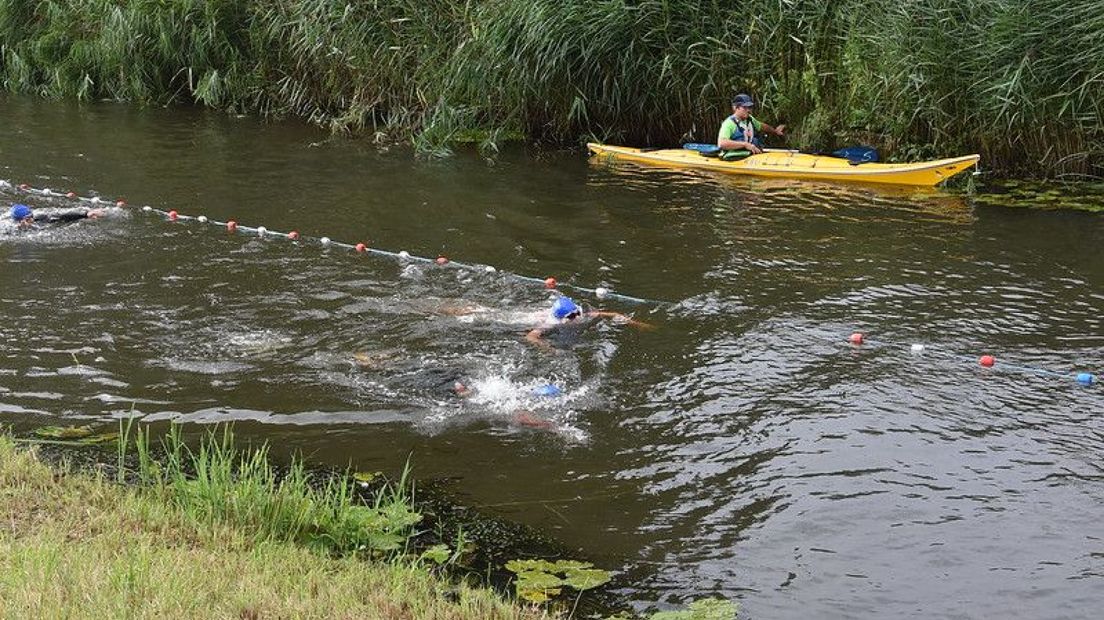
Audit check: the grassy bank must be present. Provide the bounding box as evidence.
[0,431,551,618]
[5,0,1096,176]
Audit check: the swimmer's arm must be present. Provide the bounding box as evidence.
[525,328,555,350]
[588,311,655,330]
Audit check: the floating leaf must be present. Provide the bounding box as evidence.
[562,567,611,590]
[77,432,120,445]
[548,559,593,571]
[34,425,96,439]
[515,570,563,603]
[506,557,610,602]
[649,599,739,620]
[505,559,558,574]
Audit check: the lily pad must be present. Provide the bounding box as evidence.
[514,570,564,603]
[505,557,611,603]
[563,567,611,590]
[649,599,739,620]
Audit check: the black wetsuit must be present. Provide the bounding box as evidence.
[538,316,592,349]
[2,208,97,235]
[30,208,96,225]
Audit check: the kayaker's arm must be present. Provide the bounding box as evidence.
[717,137,762,154]
[760,122,786,137]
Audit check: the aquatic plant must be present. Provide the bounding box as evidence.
[504,558,611,604]
[0,0,1099,177]
[29,424,117,444]
[648,599,739,620]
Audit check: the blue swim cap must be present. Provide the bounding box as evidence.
[10,204,32,222]
[551,296,580,319]
[533,384,562,397]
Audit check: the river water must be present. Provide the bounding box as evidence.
[2,96,1103,618]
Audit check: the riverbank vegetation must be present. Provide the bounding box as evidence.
[4,0,1096,177]
[0,426,738,618]
[0,430,552,618]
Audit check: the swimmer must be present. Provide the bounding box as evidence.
[526,295,653,350]
[7,203,106,231]
[450,381,559,430]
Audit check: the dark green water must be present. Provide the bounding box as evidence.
[2,96,1103,618]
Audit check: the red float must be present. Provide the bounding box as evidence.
[980,355,995,368]
[848,332,864,345]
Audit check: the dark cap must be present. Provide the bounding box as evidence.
[731,93,755,108]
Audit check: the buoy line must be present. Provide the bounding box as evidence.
[5,178,1098,389]
[844,331,1096,386]
[1,179,657,305]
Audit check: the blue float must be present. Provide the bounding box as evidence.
[1077,372,1094,386]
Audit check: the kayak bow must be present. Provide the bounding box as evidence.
[587,143,979,187]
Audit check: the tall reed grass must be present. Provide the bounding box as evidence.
[0,0,1100,177]
[118,422,422,557]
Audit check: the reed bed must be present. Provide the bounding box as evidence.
[0,0,1100,177]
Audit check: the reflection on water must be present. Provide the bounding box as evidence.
[2,96,1104,618]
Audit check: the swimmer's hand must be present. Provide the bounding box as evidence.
[512,411,555,430]
[591,311,656,330]
[87,208,107,219]
[526,328,554,351]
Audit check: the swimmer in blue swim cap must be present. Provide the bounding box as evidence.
[8,202,106,230]
[526,295,653,349]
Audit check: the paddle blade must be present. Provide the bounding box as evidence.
[832,146,879,163]
[682,142,721,154]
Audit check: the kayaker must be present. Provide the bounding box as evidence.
[7,203,107,231]
[526,295,652,350]
[716,93,786,158]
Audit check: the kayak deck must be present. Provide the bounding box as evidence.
[587,143,980,187]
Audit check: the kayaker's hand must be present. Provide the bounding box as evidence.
[748,143,763,154]
[775,124,786,137]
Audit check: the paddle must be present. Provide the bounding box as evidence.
[681,142,879,165]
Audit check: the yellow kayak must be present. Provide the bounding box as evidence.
[588,143,980,187]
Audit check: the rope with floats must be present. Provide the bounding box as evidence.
[4,179,1098,388]
[1,179,658,305]
[843,331,1096,387]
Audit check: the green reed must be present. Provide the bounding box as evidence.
[0,0,1100,177]
[118,420,421,557]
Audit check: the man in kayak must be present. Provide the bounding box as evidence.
[7,203,106,231]
[717,93,786,158]
[526,296,652,350]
